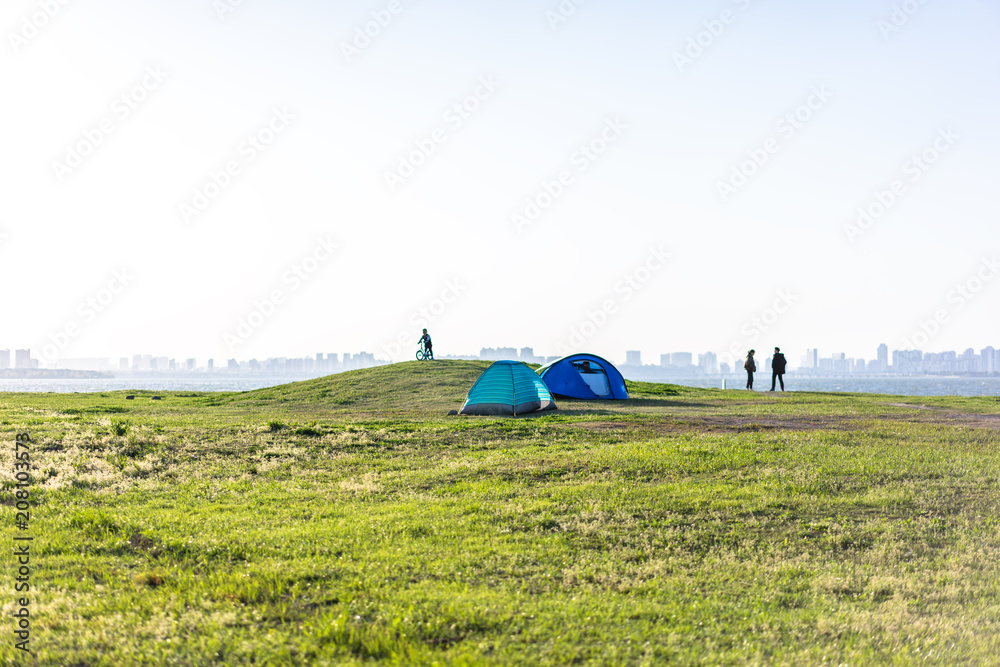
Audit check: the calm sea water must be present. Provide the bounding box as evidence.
[0,377,308,394]
[639,376,1000,397]
[2,375,999,397]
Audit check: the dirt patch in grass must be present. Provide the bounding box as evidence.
[884,403,1000,430]
[568,415,859,436]
[570,407,1000,437]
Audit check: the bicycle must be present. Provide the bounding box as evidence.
[416,342,434,361]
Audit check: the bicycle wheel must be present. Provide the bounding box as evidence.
[416,350,426,361]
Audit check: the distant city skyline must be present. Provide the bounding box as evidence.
[3,342,997,378]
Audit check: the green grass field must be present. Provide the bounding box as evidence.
[2,360,1000,665]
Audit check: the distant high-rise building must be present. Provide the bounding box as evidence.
[660,354,671,367]
[185,358,196,371]
[479,347,518,361]
[671,352,693,367]
[60,358,113,371]
[207,359,214,371]
[877,343,888,369]
[803,349,818,369]
[0,349,9,369]
[982,347,996,374]
[698,352,718,374]
[960,348,978,373]
[15,349,31,369]
[626,351,641,366]
[833,354,850,374]
[893,349,922,373]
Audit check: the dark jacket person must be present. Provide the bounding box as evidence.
[744,350,756,390]
[771,347,787,391]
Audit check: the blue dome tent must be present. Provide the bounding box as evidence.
[536,354,629,400]
[459,361,558,416]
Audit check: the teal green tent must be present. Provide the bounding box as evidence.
[459,360,557,416]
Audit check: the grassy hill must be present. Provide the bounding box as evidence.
[2,362,1000,665]
[228,360,493,414]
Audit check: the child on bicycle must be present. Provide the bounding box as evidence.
[418,329,433,359]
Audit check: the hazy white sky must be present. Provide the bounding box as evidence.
[3,0,998,367]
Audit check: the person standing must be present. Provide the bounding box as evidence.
[771,346,787,391]
[744,349,756,390]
